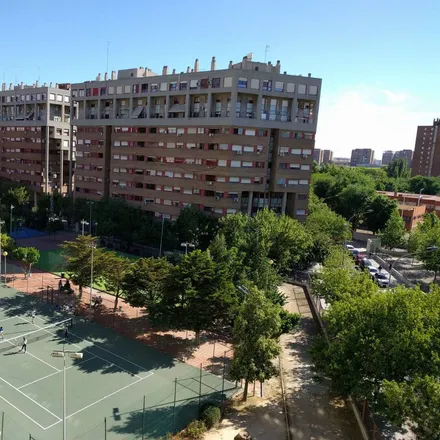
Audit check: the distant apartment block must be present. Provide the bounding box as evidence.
[332,157,350,166]
[71,56,322,221]
[382,150,394,165]
[412,119,440,177]
[0,82,73,198]
[323,149,333,163]
[313,148,323,164]
[350,148,374,166]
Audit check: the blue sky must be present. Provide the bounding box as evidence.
[2,0,439,157]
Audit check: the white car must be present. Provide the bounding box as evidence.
[345,244,355,252]
[374,272,390,288]
[367,267,378,277]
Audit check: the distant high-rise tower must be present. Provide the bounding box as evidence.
[412,119,440,176]
[323,149,333,163]
[382,150,394,165]
[313,148,323,164]
[394,149,413,168]
[350,149,374,166]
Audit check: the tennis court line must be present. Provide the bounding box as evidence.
[0,315,19,323]
[18,355,98,390]
[44,372,154,430]
[0,376,61,422]
[21,316,146,379]
[0,394,48,430]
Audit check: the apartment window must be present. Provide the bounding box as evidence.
[296,210,306,216]
[291,149,301,155]
[218,160,227,167]
[309,85,318,95]
[244,146,254,153]
[277,178,286,185]
[219,144,228,150]
[151,84,159,92]
[299,179,308,185]
[242,161,253,168]
[36,94,41,100]
[160,82,167,92]
[179,81,187,91]
[229,177,240,183]
[224,77,232,88]
[303,149,312,155]
[289,164,300,169]
[245,129,256,136]
[275,81,284,92]
[238,77,248,88]
[233,128,244,135]
[298,194,307,200]
[116,86,123,95]
[169,82,177,91]
[200,79,209,89]
[187,127,196,134]
[212,78,220,88]
[108,87,114,95]
[231,160,241,168]
[263,80,272,91]
[190,80,198,90]
[26,94,30,101]
[300,164,310,170]
[297,84,306,94]
[49,93,55,101]
[287,83,295,93]
[123,85,130,94]
[288,179,298,185]
[232,145,243,153]
[241,178,251,184]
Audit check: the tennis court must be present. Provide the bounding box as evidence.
[0,286,236,440]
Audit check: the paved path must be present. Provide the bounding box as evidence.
[279,283,364,440]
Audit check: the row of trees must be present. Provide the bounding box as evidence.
[311,249,440,439]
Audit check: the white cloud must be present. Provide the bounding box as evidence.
[315,86,437,159]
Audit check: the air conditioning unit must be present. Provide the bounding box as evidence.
[233,198,239,203]
[215,196,221,200]
[257,151,261,155]
[208,133,214,137]
[208,181,214,186]
[279,152,285,157]
[302,154,308,159]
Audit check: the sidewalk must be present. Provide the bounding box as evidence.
[279,283,364,440]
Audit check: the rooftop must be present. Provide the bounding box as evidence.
[379,191,440,202]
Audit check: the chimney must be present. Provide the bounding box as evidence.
[194,58,199,72]
[1,83,5,91]
[55,83,58,88]
[211,56,216,70]
[276,60,281,73]
[43,82,47,87]
[162,66,168,75]
[228,60,233,69]
[267,61,272,72]
[111,71,116,80]
[20,82,24,89]
[187,66,190,73]
[191,69,194,73]
[97,73,102,81]
[172,68,176,74]
[308,73,311,77]
[35,80,39,87]
[49,82,52,87]
[9,83,12,90]
[104,72,108,81]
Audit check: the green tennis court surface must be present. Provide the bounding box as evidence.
[0,286,236,440]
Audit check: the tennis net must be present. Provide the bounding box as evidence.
[0,318,73,354]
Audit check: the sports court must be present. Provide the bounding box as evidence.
[0,286,236,440]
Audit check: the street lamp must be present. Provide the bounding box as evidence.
[2,251,7,284]
[52,349,83,440]
[87,201,94,235]
[10,205,14,236]
[80,219,89,236]
[89,241,97,320]
[0,219,4,283]
[181,242,195,254]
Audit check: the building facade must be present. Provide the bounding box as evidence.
[350,148,374,166]
[0,82,73,198]
[323,149,333,163]
[313,148,323,164]
[412,119,440,177]
[382,150,394,165]
[71,56,321,221]
[394,149,413,168]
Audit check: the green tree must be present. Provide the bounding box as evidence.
[386,158,410,179]
[382,376,440,440]
[364,195,397,234]
[0,233,15,253]
[121,257,171,309]
[102,253,132,312]
[336,184,375,229]
[151,250,237,343]
[173,206,218,250]
[61,235,110,297]
[379,209,406,250]
[311,286,440,403]
[408,175,440,195]
[7,186,30,207]
[12,247,40,278]
[230,287,281,401]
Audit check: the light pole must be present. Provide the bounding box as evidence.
[89,242,96,321]
[81,219,89,236]
[9,205,14,236]
[418,188,424,207]
[180,242,195,254]
[0,219,4,283]
[87,201,94,235]
[159,216,165,257]
[52,349,83,440]
[2,252,7,284]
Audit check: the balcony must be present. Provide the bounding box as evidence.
[236,110,256,120]
[211,110,230,118]
[261,111,291,122]
[189,111,207,118]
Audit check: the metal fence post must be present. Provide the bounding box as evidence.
[1,411,4,440]
[172,378,177,431]
[142,395,146,440]
[104,417,107,440]
[198,363,202,410]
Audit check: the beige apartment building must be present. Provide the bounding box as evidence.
[71,56,321,220]
[0,82,73,198]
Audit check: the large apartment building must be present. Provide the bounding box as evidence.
[350,148,374,166]
[411,119,440,177]
[382,150,394,166]
[71,56,321,220]
[323,149,333,163]
[0,82,73,198]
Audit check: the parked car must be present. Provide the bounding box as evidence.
[355,253,367,265]
[360,258,374,270]
[351,249,361,258]
[367,266,378,277]
[345,244,355,252]
[374,272,390,287]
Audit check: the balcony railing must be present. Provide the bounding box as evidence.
[261,111,291,122]
[211,111,230,118]
[236,111,256,119]
[189,111,207,118]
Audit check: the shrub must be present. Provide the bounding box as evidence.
[200,405,221,429]
[279,309,301,335]
[184,420,206,439]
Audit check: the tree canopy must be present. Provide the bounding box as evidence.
[379,209,406,250]
[12,247,39,278]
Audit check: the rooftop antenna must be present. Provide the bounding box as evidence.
[264,45,270,63]
[106,41,111,74]
[38,65,40,83]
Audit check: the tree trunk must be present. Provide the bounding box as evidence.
[434,270,438,283]
[113,291,120,313]
[243,378,249,401]
[195,330,200,345]
[79,285,83,298]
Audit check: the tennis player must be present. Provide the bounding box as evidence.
[0,326,3,339]
[18,336,27,353]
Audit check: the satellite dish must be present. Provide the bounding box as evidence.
[247,53,253,60]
